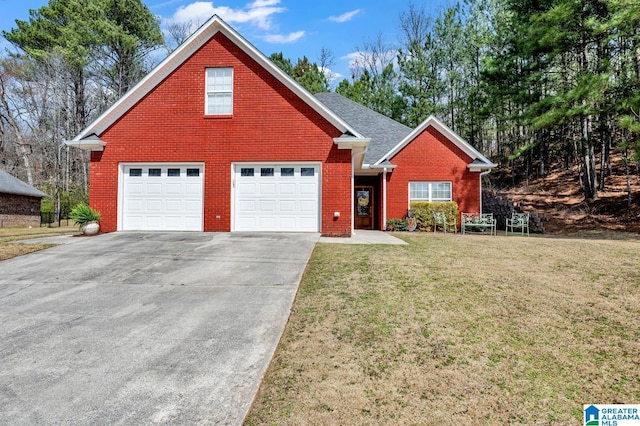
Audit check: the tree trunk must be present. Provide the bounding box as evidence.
[623,145,632,208]
[581,114,598,200]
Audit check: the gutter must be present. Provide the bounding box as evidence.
[479,170,492,214]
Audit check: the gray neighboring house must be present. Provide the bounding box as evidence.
[0,170,47,228]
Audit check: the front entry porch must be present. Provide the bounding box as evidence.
[354,176,381,230]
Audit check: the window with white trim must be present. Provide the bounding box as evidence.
[409,182,452,202]
[206,67,233,115]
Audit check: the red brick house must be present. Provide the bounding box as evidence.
[0,170,47,228]
[67,15,495,236]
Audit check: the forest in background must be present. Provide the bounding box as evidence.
[1,0,639,217]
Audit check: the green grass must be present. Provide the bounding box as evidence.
[245,233,640,425]
[0,225,75,260]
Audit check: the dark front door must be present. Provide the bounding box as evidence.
[355,186,374,229]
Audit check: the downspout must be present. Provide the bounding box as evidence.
[382,167,388,230]
[479,170,491,214]
[351,153,355,236]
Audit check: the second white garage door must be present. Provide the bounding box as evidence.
[233,164,320,232]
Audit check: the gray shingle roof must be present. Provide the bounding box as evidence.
[315,93,412,165]
[0,170,47,198]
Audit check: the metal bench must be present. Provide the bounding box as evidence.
[432,212,457,233]
[461,213,496,235]
[505,212,530,236]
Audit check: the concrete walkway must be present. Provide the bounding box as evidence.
[319,229,408,245]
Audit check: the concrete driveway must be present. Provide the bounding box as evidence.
[0,232,318,425]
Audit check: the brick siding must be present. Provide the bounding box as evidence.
[0,193,42,228]
[385,126,481,222]
[90,32,352,235]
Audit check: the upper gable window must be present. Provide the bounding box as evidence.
[206,67,233,115]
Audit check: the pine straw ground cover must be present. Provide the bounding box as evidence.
[245,233,640,425]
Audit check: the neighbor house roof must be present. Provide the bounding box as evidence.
[315,92,413,165]
[69,15,366,144]
[0,170,47,198]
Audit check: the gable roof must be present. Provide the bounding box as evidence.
[376,115,497,170]
[315,93,412,165]
[0,170,47,198]
[70,15,365,143]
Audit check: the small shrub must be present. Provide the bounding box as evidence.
[386,218,408,231]
[409,201,459,231]
[69,203,101,229]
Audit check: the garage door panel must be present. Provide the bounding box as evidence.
[236,217,256,229]
[147,199,163,212]
[299,183,317,194]
[122,165,203,231]
[279,183,296,195]
[184,199,202,212]
[259,200,276,212]
[127,183,144,195]
[259,183,276,194]
[299,200,317,212]
[166,199,182,212]
[234,164,319,232]
[146,216,163,228]
[258,217,276,229]
[278,217,297,229]
[166,183,182,195]
[185,183,201,195]
[124,216,143,228]
[147,183,163,195]
[238,183,256,195]
[237,199,256,212]
[126,199,144,212]
[279,200,296,212]
[165,216,183,228]
[299,217,317,228]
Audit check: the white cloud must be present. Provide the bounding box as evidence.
[263,31,305,43]
[328,9,362,23]
[249,0,280,7]
[167,1,285,30]
[340,51,361,70]
[320,66,342,84]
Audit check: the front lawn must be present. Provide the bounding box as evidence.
[245,233,640,425]
[0,226,75,261]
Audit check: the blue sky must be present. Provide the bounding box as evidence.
[0,0,451,83]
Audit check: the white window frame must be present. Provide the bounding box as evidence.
[205,67,233,115]
[408,181,452,205]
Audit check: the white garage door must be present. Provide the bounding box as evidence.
[234,164,320,232]
[121,164,203,231]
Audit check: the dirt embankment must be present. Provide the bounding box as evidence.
[492,161,640,235]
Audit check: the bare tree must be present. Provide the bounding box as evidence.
[399,1,432,47]
[164,20,201,54]
[317,47,336,84]
[350,33,396,81]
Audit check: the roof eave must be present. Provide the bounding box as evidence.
[367,162,397,170]
[1,189,47,198]
[64,139,107,151]
[333,135,370,150]
[468,163,498,172]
